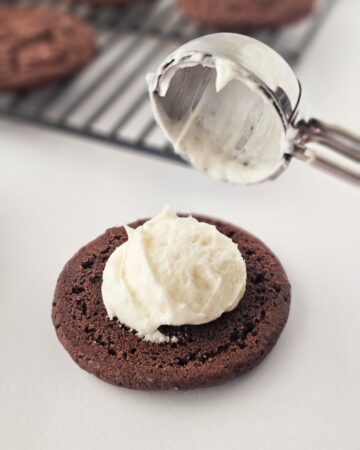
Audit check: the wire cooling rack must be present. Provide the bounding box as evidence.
[0,0,337,163]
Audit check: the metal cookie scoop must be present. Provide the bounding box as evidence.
[147,33,360,185]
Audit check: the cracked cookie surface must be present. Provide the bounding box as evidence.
[0,6,96,90]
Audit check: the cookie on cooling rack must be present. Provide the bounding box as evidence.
[52,213,291,390]
[0,6,96,91]
[176,0,316,29]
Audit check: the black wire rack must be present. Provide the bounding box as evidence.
[0,0,337,163]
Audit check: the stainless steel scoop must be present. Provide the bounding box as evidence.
[147,33,360,185]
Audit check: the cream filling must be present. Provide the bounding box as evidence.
[102,208,247,343]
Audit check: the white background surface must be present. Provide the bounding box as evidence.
[1,1,360,449]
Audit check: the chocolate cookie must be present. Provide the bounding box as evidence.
[0,6,96,91]
[52,216,291,390]
[176,0,316,29]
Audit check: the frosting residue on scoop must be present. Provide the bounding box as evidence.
[101,207,247,343]
[147,33,299,184]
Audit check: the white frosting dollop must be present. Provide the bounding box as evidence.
[102,207,247,343]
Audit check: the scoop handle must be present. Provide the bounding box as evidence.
[294,119,360,185]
